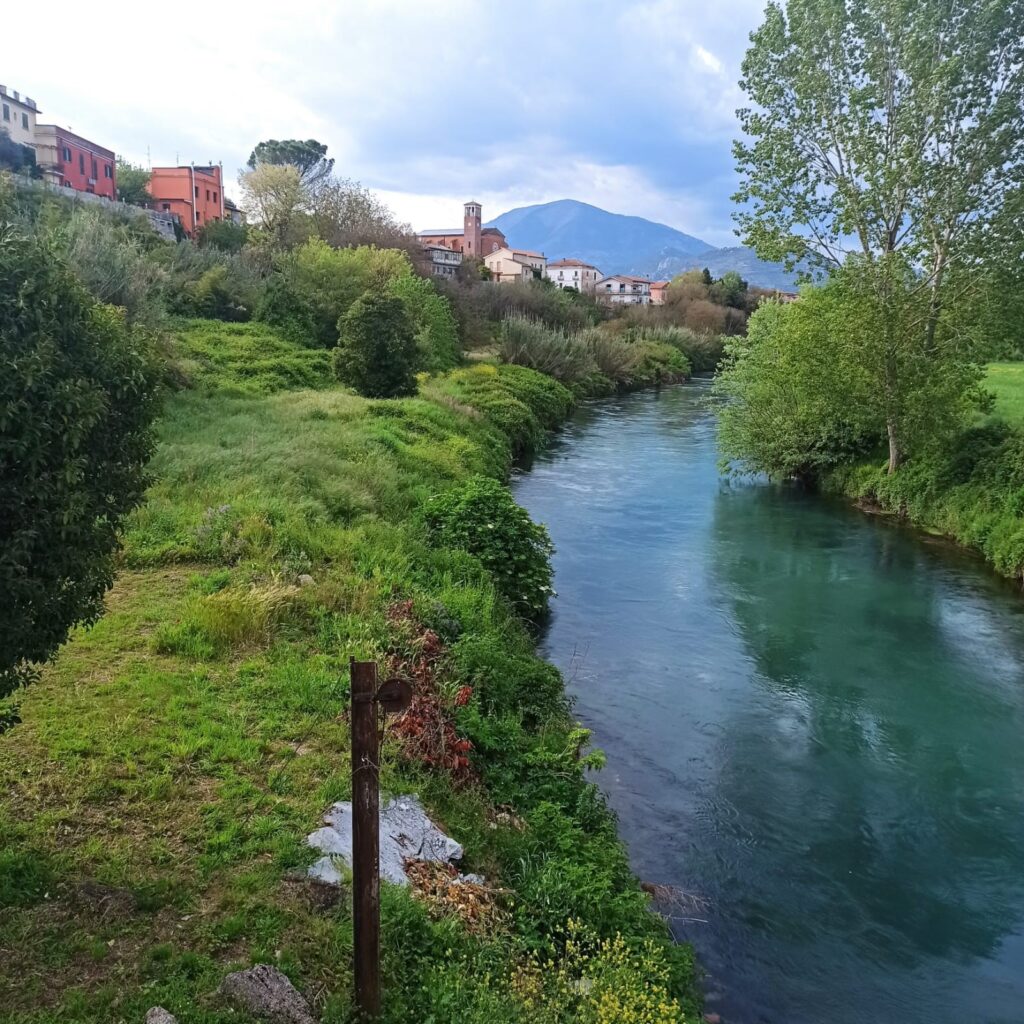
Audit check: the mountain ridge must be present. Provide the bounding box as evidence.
[486,198,799,291]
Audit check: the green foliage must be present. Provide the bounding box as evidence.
[167,320,332,395]
[422,476,554,618]
[389,272,461,372]
[985,363,1024,427]
[114,158,151,206]
[0,130,39,176]
[247,138,334,188]
[716,262,984,477]
[499,315,599,385]
[197,218,249,254]
[334,291,418,398]
[258,239,411,347]
[0,223,160,701]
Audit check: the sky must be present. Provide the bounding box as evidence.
[2,0,767,247]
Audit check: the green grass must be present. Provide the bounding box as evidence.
[985,361,1024,427]
[0,321,697,1023]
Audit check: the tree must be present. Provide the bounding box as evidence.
[237,163,305,247]
[115,159,151,206]
[333,291,417,398]
[0,223,160,720]
[0,130,38,176]
[308,176,413,250]
[734,0,1024,471]
[197,218,249,253]
[715,266,982,479]
[247,139,334,189]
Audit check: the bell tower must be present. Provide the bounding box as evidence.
[463,201,482,256]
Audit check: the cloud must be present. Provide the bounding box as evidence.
[4,0,764,240]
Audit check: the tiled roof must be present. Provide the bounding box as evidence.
[417,228,463,237]
[549,258,599,269]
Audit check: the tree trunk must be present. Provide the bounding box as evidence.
[887,419,902,475]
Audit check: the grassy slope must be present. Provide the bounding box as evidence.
[985,361,1024,427]
[0,321,696,1024]
[827,362,1024,581]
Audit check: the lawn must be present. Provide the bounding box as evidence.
[985,361,1024,427]
[0,321,696,1024]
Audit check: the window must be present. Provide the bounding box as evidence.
[62,146,71,162]
[162,203,171,211]
[91,159,98,179]
[21,112,28,129]
[2,104,8,121]
[79,153,85,174]
[205,189,210,201]
[104,164,112,178]
[194,186,199,198]
[213,191,217,202]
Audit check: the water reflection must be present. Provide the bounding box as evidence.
[513,382,1024,1024]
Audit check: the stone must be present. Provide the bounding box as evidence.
[307,794,463,886]
[297,574,315,587]
[145,1010,178,1024]
[218,964,316,1024]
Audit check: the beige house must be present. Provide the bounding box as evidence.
[546,258,602,293]
[0,84,40,147]
[484,246,547,284]
[595,274,652,305]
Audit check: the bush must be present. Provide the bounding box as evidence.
[258,239,410,347]
[389,272,462,372]
[0,222,160,704]
[333,291,418,398]
[197,219,249,253]
[499,315,597,384]
[421,476,554,618]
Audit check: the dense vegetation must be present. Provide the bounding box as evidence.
[718,0,1024,581]
[0,157,704,1022]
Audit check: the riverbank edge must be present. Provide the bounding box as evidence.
[0,325,701,1023]
[822,446,1024,587]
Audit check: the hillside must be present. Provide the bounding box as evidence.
[488,198,802,289]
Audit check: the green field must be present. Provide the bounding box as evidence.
[985,362,1024,426]
[0,322,696,1024]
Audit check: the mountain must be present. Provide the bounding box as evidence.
[487,198,800,290]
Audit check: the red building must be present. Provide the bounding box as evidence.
[34,124,116,199]
[418,201,507,257]
[147,164,224,237]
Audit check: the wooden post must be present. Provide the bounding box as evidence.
[350,658,380,1018]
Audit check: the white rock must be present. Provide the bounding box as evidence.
[145,1010,178,1024]
[307,795,463,886]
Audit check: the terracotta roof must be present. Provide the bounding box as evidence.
[549,258,600,269]
[651,280,670,287]
[599,274,651,284]
[417,228,463,237]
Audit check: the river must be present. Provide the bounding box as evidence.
[511,380,1024,1024]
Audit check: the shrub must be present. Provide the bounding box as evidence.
[499,315,597,384]
[0,222,160,705]
[390,272,462,372]
[421,476,554,618]
[258,239,411,347]
[182,265,252,322]
[582,329,640,379]
[197,219,249,253]
[334,291,418,398]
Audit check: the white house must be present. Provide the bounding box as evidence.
[0,84,39,148]
[484,246,547,284]
[422,244,463,278]
[546,258,602,293]
[595,274,652,305]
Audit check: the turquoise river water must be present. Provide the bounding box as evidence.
[511,380,1024,1024]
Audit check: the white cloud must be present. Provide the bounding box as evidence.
[3,0,764,237]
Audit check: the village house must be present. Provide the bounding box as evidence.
[223,196,245,224]
[0,84,39,148]
[484,246,547,284]
[595,274,652,305]
[650,280,670,305]
[546,258,602,293]
[418,201,507,258]
[33,124,116,200]
[422,244,463,278]
[147,164,224,237]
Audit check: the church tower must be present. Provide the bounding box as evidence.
[463,201,482,256]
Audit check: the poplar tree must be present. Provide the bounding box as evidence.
[733,0,1024,471]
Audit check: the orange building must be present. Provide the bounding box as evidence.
[147,164,224,236]
[650,280,670,305]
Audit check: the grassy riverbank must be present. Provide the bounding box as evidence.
[825,363,1024,583]
[0,321,698,1023]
